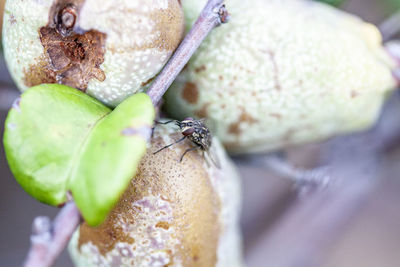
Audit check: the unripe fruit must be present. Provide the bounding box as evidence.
[0,0,5,37]
[3,0,184,106]
[164,0,397,154]
[68,122,243,267]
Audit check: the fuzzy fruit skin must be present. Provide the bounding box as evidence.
[3,0,184,107]
[68,122,243,267]
[164,0,397,154]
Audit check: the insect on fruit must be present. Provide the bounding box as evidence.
[153,117,221,168]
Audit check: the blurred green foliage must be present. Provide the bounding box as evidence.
[387,0,400,9]
[314,0,346,7]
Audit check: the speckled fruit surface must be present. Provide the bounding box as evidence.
[68,122,243,267]
[3,0,184,107]
[164,0,397,154]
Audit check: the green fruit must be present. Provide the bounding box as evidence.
[164,0,396,154]
[68,122,243,267]
[3,0,184,107]
[3,84,155,225]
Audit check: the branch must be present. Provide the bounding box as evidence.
[20,1,229,266]
[147,0,229,106]
[379,11,400,42]
[23,201,81,267]
[245,94,400,267]
[246,132,383,267]
[238,154,331,188]
[246,169,378,267]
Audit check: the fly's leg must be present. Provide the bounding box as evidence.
[180,146,200,162]
[154,136,187,154]
[155,120,176,125]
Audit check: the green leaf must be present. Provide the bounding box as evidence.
[3,84,155,225]
[69,93,154,225]
[3,84,111,206]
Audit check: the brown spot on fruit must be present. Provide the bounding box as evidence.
[229,122,241,135]
[24,0,107,91]
[351,90,359,98]
[194,65,206,73]
[37,27,106,91]
[270,113,282,119]
[239,111,258,124]
[182,82,199,104]
[9,14,17,25]
[155,221,170,230]
[228,111,257,135]
[195,103,210,118]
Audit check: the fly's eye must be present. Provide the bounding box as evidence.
[182,127,195,136]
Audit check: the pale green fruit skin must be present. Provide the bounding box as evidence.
[164,0,397,154]
[68,122,243,267]
[3,0,184,107]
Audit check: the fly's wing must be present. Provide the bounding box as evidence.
[203,118,217,135]
[206,145,221,169]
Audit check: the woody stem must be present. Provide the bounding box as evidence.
[147,0,229,106]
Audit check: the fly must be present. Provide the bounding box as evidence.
[153,117,221,168]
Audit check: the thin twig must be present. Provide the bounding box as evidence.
[147,0,229,106]
[246,170,378,267]
[23,202,81,267]
[246,130,384,267]
[240,154,331,188]
[20,1,229,266]
[246,94,400,267]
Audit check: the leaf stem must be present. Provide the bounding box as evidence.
[147,0,229,106]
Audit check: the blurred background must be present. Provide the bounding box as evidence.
[2,0,400,266]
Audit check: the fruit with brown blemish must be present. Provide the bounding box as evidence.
[164,0,397,154]
[68,122,243,267]
[0,0,6,37]
[3,0,184,107]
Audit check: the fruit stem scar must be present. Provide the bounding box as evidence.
[55,4,78,37]
[147,0,229,106]
[61,7,76,29]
